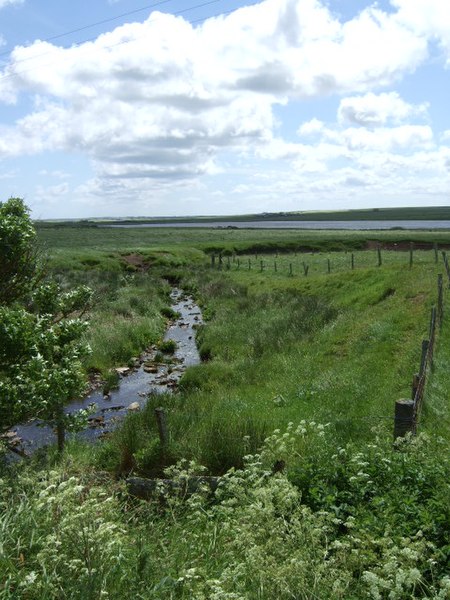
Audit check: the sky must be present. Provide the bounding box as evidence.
[0,0,449,218]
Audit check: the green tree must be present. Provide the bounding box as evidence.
[0,198,92,451]
[0,198,43,305]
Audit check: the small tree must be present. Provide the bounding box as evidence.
[0,198,43,305]
[0,198,92,451]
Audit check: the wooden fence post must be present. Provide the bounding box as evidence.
[419,339,429,377]
[237,258,240,270]
[289,263,293,276]
[274,261,277,272]
[434,243,438,264]
[303,262,309,277]
[211,254,216,268]
[155,407,168,447]
[409,242,414,268]
[437,275,443,326]
[411,373,420,401]
[218,253,223,270]
[394,399,415,439]
[260,260,264,272]
[248,259,251,270]
[377,246,382,267]
[227,256,231,270]
[327,259,331,274]
[351,253,354,270]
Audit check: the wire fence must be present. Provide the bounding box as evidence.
[209,245,447,440]
[394,258,448,439]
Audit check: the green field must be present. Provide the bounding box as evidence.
[2,224,449,599]
[36,204,450,224]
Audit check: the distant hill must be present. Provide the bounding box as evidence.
[35,206,450,227]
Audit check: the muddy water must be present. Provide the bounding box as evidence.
[8,289,202,455]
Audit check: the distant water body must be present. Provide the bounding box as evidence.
[105,220,450,230]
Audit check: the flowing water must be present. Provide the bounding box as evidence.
[6,289,202,455]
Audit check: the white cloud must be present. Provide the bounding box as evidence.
[339,125,434,152]
[391,0,450,63]
[0,0,23,8]
[0,0,447,214]
[338,92,428,127]
[298,118,326,136]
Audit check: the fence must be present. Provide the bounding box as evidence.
[210,245,447,440]
[210,243,442,277]
[394,272,446,439]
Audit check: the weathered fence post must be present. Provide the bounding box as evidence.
[419,339,429,377]
[248,258,251,270]
[274,261,277,272]
[303,262,309,277]
[227,256,231,270]
[260,260,264,272]
[409,242,414,268]
[211,254,216,269]
[394,399,415,439]
[155,407,168,447]
[377,246,382,267]
[437,275,443,326]
[237,258,240,270]
[351,253,354,270]
[411,373,420,401]
[434,243,438,264]
[289,263,293,276]
[327,259,331,274]
[218,253,223,270]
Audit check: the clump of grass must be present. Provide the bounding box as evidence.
[158,339,177,354]
[160,306,179,319]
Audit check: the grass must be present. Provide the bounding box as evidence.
[36,222,450,258]
[2,226,450,599]
[85,246,445,479]
[32,227,449,471]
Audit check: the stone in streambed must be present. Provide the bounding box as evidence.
[127,402,140,411]
[115,367,130,376]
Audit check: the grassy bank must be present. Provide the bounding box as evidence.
[101,248,443,478]
[2,226,450,599]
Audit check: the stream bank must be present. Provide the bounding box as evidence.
[5,289,202,455]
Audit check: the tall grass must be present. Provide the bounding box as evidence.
[106,250,444,477]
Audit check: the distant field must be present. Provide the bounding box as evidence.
[36,205,450,226]
[36,223,450,265]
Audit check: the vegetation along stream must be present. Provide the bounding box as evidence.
[7,288,202,455]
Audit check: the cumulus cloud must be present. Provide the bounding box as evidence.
[0,0,447,212]
[392,0,450,62]
[338,92,429,127]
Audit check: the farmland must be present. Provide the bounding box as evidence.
[1,222,450,599]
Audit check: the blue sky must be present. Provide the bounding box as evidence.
[0,0,449,218]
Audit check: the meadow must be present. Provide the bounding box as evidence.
[1,224,449,599]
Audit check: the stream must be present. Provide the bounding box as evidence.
[5,289,202,456]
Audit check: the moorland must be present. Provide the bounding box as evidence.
[1,218,449,599]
